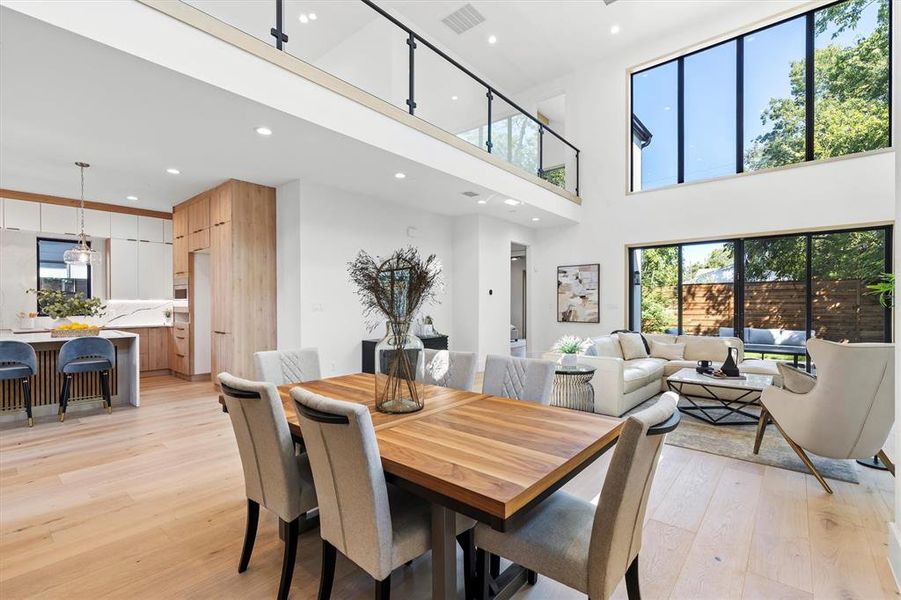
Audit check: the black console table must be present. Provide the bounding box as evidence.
[361,334,449,374]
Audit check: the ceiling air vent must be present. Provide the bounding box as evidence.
[442,4,486,35]
[461,191,480,198]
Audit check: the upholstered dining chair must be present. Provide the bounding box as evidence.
[290,387,476,600]
[255,348,321,385]
[472,392,680,600]
[753,338,895,494]
[0,340,38,426]
[219,373,318,600]
[420,349,478,391]
[482,355,555,404]
[57,336,115,421]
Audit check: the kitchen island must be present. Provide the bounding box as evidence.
[0,330,140,422]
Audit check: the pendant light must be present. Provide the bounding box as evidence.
[63,161,97,266]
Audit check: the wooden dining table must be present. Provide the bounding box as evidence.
[269,373,622,600]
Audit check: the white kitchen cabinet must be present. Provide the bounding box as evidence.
[162,219,173,243]
[138,216,165,243]
[137,241,173,299]
[108,238,139,299]
[83,209,111,238]
[40,204,79,235]
[2,199,41,231]
[110,213,139,240]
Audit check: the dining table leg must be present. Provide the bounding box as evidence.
[431,503,457,600]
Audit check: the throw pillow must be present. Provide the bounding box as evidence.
[619,332,649,360]
[650,341,685,361]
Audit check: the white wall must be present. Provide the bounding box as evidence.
[526,34,895,354]
[276,180,456,377]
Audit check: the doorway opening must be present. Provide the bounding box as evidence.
[511,242,527,357]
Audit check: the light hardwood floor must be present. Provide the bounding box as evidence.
[0,375,897,599]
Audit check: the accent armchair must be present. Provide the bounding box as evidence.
[754,338,895,493]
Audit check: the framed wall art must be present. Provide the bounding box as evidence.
[557,264,600,323]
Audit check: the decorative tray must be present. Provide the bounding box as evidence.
[50,327,102,338]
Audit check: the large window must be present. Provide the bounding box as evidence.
[630,0,891,191]
[629,226,892,352]
[36,238,92,310]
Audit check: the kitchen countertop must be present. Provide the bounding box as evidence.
[2,330,140,343]
[11,324,173,334]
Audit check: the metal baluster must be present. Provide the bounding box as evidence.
[406,33,416,115]
[538,125,544,179]
[486,88,493,153]
[270,0,288,50]
[575,149,580,196]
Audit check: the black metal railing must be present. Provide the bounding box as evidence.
[191,0,581,196]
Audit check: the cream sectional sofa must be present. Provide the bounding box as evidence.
[543,333,781,417]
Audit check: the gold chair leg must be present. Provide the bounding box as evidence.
[771,417,833,494]
[753,408,770,455]
[877,450,895,477]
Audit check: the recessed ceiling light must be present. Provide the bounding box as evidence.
[488,35,497,45]
[394,172,406,179]
[166,168,180,175]
[532,217,540,222]
[451,95,459,101]
[503,198,520,206]
[664,106,671,111]
[299,13,309,23]
[255,126,273,136]
[609,24,621,35]
[126,195,138,201]
[308,13,317,20]
[477,199,487,205]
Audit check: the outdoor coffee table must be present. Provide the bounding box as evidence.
[666,368,774,426]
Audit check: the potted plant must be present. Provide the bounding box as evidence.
[348,246,443,413]
[28,289,105,330]
[552,335,592,367]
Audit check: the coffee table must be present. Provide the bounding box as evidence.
[666,368,774,426]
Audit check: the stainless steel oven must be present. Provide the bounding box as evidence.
[173,276,188,301]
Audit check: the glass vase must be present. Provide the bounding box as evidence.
[374,321,425,413]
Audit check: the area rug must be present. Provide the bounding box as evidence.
[627,396,859,484]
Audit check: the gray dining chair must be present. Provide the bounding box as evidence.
[0,340,38,426]
[219,373,318,600]
[57,336,115,421]
[255,348,321,385]
[420,349,478,391]
[482,355,555,404]
[290,387,476,600]
[473,392,680,600]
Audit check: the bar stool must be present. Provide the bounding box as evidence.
[58,337,114,422]
[0,341,37,427]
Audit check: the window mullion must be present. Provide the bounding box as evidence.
[677,57,685,184]
[736,37,744,174]
[805,11,815,162]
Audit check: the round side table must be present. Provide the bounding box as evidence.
[553,364,596,412]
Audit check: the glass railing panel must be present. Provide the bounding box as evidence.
[489,96,539,176]
[540,132,577,194]
[182,1,276,46]
[414,43,490,153]
[282,0,409,111]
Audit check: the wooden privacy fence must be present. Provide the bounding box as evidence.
[664,279,885,342]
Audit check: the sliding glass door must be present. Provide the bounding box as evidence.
[629,226,892,352]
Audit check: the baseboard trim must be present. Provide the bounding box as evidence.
[889,522,901,593]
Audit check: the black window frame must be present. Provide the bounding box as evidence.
[629,0,893,191]
[628,224,893,366]
[35,237,93,316]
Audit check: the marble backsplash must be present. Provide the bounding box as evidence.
[15,299,188,330]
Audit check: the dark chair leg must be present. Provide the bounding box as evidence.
[374,575,390,600]
[489,553,500,578]
[526,569,538,585]
[22,378,33,427]
[475,548,490,600]
[625,555,640,600]
[753,408,770,454]
[100,370,112,414]
[58,374,72,422]
[457,530,475,600]
[238,499,259,573]
[277,517,299,600]
[318,540,337,600]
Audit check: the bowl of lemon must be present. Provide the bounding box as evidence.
[50,322,102,338]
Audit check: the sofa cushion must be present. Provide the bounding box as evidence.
[591,336,623,359]
[626,358,666,380]
[644,333,677,346]
[678,335,743,363]
[662,360,722,378]
[649,341,685,361]
[618,333,649,360]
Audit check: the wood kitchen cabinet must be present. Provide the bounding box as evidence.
[210,184,231,225]
[210,220,232,333]
[116,327,170,375]
[172,205,188,240]
[188,193,210,251]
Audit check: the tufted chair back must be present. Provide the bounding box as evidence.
[420,349,478,391]
[482,355,555,404]
[254,348,321,385]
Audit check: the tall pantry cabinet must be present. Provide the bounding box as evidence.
[171,180,276,381]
